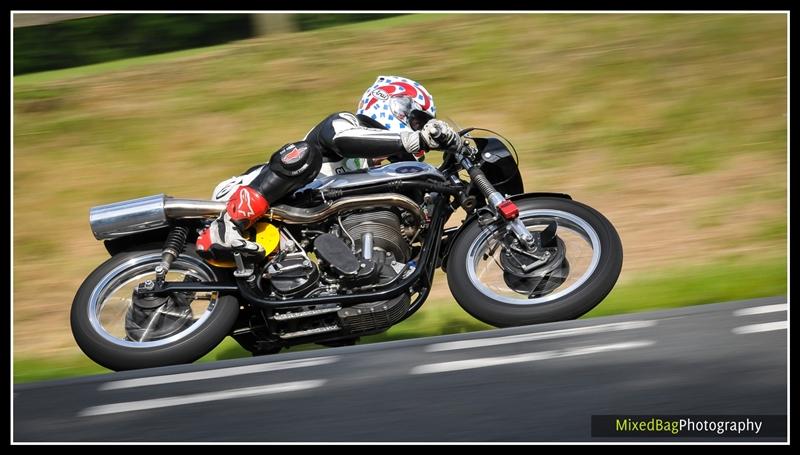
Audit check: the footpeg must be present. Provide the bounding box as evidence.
[232,252,255,278]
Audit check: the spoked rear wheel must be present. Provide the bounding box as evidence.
[70,247,239,371]
[446,197,622,327]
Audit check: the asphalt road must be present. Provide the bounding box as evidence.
[13,296,788,442]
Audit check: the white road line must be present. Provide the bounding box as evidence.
[411,340,655,375]
[99,357,338,391]
[80,380,326,417]
[732,321,788,335]
[734,304,787,317]
[425,320,657,352]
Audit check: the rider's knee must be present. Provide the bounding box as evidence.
[268,141,323,185]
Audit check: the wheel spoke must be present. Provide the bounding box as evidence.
[137,308,163,342]
[466,210,602,305]
[88,252,220,347]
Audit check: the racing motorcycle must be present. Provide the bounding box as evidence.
[71,126,623,371]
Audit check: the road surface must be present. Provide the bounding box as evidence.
[13,296,788,442]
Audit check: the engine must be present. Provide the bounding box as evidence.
[259,208,417,300]
[254,207,417,339]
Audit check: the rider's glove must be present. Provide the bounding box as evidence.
[420,120,461,151]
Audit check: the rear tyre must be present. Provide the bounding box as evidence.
[70,247,239,371]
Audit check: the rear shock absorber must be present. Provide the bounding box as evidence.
[155,225,190,281]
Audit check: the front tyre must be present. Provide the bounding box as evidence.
[70,247,239,371]
[447,197,622,327]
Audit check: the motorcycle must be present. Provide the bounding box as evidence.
[71,126,623,371]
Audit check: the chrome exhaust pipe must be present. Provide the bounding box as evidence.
[90,193,422,240]
[164,198,226,218]
[270,193,423,224]
[89,194,168,240]
[90,195,226,240]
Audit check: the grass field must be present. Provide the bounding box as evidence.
[13,13,787,383]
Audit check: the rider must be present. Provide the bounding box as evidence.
[196,75,462,260]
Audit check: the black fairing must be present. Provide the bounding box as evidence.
[472,137,524,197]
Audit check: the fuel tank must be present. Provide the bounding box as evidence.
[297,161,445,193]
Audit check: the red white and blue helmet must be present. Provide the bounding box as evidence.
[356,75,436,132]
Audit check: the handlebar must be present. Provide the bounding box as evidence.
[428,123,471,154]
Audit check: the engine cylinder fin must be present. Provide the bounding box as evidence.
[341,210,410,262]
[338,294,410,333]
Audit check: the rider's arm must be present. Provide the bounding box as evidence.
[318,113,422,159]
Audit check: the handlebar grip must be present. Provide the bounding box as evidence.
[429,124,465,152]
[429,124,445,141]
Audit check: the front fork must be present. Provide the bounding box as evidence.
[458,153,535,249]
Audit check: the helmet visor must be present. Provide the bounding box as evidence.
[389,95,431,131]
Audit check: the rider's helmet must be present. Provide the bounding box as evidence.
[356,75,437,134]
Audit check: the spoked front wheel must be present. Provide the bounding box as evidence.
[446,197,623,327]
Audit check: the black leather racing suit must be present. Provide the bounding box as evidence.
[240,112,422,206]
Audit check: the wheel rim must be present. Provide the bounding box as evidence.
[466,209,602,305]
[87,253,220,348]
